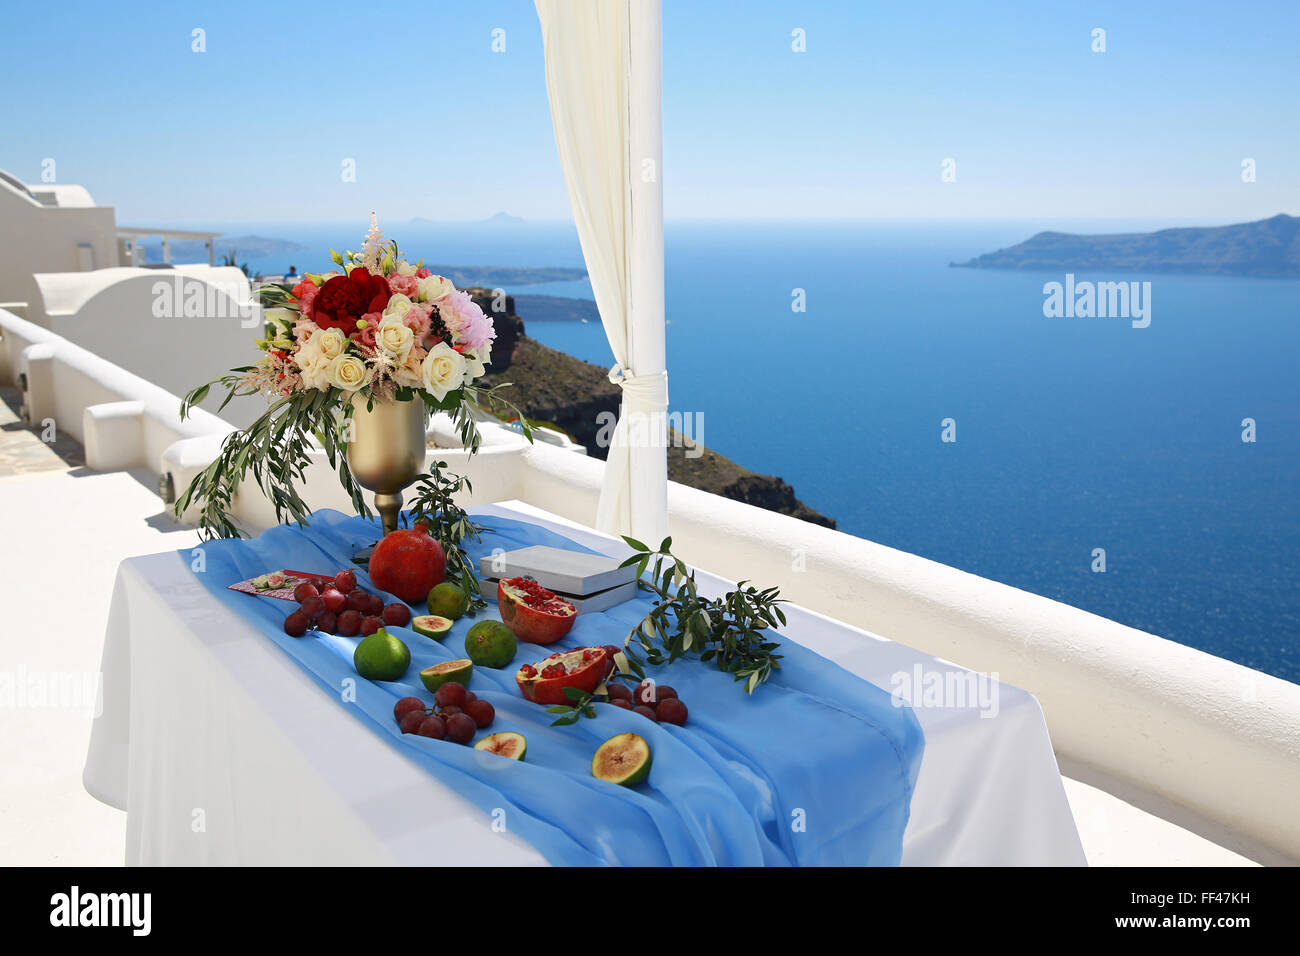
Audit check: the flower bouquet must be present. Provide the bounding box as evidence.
[254,219,496,409]
[176,217,530,598]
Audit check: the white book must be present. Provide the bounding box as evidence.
[478,545,636,596]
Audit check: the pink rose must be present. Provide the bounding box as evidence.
[293,318,319,342]
[415,267,432,279]
[349,312,382,350]
[402,303,431,336]
[388,274,419,297]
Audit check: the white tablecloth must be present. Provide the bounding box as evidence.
[83,501,1085,866]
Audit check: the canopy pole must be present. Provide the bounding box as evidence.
[625,0,668,541]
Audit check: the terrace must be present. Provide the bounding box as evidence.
[1,0,1296,869]
[0,305,1288,866]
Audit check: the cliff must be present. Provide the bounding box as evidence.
[952,213,1300,278]
[469,290,835,529]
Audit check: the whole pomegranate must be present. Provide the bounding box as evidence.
[368,523,446,604]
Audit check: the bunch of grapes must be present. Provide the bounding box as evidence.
[608,678,688,726]
[282,568,411,638]
[393,682,495,744]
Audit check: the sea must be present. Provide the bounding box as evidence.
[217,218,1300,684]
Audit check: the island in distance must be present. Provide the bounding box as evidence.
[952,213,1300,278]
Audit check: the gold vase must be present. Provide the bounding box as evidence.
[345,395,428,538]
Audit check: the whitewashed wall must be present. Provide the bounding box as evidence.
[0,173,118,306]
[24,266,267,427]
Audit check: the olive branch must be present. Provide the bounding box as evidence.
[405,461,490,614]
[618,536,785,693]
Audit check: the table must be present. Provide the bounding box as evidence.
[83,501,1086,865]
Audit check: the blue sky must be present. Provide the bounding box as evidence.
[1,0,1296,225]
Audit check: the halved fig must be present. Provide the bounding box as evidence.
[474,731,527,761]
[591,732,652,787]
[419,658,473,693]
[412,614,454,640]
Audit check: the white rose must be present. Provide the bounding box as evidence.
[394,352,425,388]
[326,353,371,392]
[375,317,414,363]
[418,275,454,303]
[314,326,347,360]
[394,260,417,276]
[421,341,466,401]
[462,342,492,381]
[382,293,412,319]
[295,341,332,391]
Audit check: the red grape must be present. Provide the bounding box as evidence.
[300,595,325,619]
[366,593,385,616]
[656,686,678,701]
[336,609,362,636]
[610,698,632,710]
[283,610,309,637]
[320,588,348,615]
[633,704,658,721]
[607,684,632,702]
[398,710,427,734]
[417,715,446,739]
[633,681,657,705]
[316,611,338,634]
[444,712,476,744]
[346,590,371,612]
[439,705,463,717]
[462,690,478,705]
[655,698,688,725]
[333,569,358,594]
[464,699,495,728]
[393,697,426,722]
[382,603,410,626]
[293,581,320,603]
[434,682,467,709]
[359,615,382,636]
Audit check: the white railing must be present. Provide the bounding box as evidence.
[3,306,1298,863]
[0,307,233,472]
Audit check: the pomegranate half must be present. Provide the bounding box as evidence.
[497,576,576,644]
[516,647,609,704]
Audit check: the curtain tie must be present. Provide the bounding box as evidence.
[607,364,668,409]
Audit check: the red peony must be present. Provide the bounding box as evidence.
[311,270,391,335]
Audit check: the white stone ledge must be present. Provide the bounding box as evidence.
[84,401,147,471]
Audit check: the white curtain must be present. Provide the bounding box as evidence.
[534,0,669,547]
